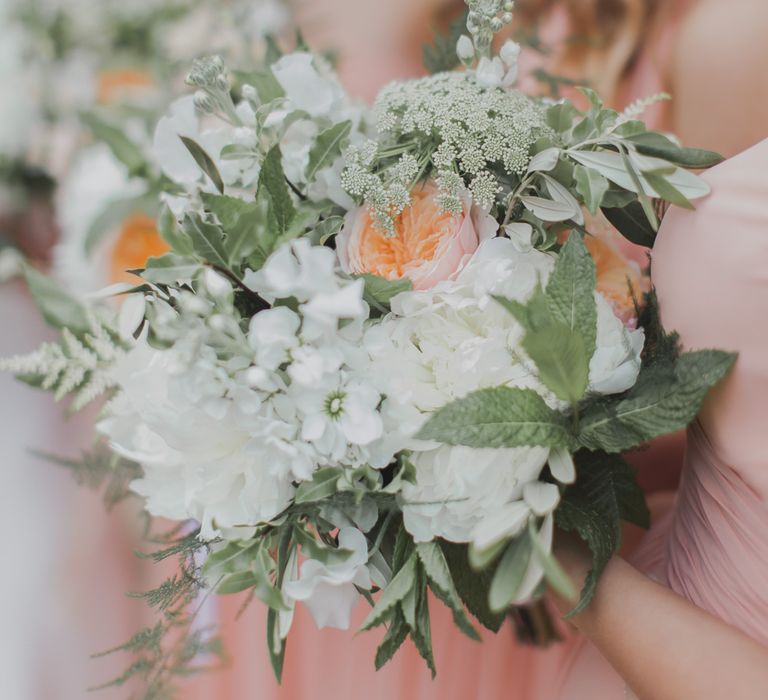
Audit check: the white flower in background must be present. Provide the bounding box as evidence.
[272,52,346,119]
[284,528,371,630]
[0,18,37,159]
[53,143,146,297]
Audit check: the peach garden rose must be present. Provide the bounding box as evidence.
[336,180,498,290]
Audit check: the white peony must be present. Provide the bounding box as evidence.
[283,528,371,630]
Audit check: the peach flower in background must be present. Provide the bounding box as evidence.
[109,213,169,285]
[586,233,650,328]
[336,180,498,290]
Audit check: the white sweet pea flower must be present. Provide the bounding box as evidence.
[475,56,506,89]
[500,40,522,68]
[284,527,372,630]
[248,307,300,371]
[271,52,339,118]
[280,119,318,184]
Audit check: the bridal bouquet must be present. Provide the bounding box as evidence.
[3,0,735,692]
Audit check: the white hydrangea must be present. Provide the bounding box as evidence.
[363,237,644,551]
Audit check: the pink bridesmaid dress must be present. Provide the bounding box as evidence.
[549,138,768,699]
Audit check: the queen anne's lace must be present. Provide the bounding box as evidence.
[342,72,547,232]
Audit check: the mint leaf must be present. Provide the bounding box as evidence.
[556,451,647,615]
[579,349,736,452]
[374,610,408,670]
[181,213,229,269]
[523,324,589,403]
[417,387,572,449]
[259,145,296,237]
[361,554,417,630]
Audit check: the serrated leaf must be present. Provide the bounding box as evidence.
[416,542,479,640]
[306,121,351,182]
[410,575,436,678]
[579,350,736,452]
[361,554,417,630]
[523,324,589,403]
[488,535,533,613]
[182,213,229,268]
[556,451,648,615]
[601,202,656,248]
[574,164,609,215]
[179,136,224,194]
[23,264,90,335]
[440,541,506,632]
[417,387,572,449]
[201,192,262,265]
[374,611,409,670]
[259,145,296,237]
[545,233,597,360]
[627,132,723,168]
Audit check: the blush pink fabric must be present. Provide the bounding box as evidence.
[550,138,768,699]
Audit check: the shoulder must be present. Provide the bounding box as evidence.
[671,0,768,156]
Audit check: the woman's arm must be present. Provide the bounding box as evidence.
[553,546,768,700]
[671,0,768,158]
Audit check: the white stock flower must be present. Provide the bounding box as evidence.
[271,52,344,119]
[284,527,371,630]
[248,307,300,371]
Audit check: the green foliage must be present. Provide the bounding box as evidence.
[182,212,229,269]
[180,136,225,194]
[417,386,572,449]
[422,10,468,74]
[357,273,412,313]
[488,534,533,613]
[259,145,296,238]
[627,132,723,168]
[578,350,737,453]
[306,120,352,182]
[556,452,648,615]
[601,201,657,248]
[23,264,90,334]
[81,112,146,177]
[35,442,141,509]
[574,165,609,215]
[294,467,342,504]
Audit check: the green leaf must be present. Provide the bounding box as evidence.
[416,542,479,640]
[545,102,579,133]
[306,121,352,182]
[579,350,737,453]
[200,192,263,266]
[179,136,224,194]
[81,113,145,175]
[422,10,468,74]
[202,540,259,580]
[157,204,194,256]
[601,202,656,248]
[409,574,436,678]
[182,213,229,268]
[361,554,418,630]
[574,165,609,215]
[294,467,341,504]
[23,264,90,335]
[568,150,651,197]
[627,132,723,168]
[357,273,412,311]
[528,520,578,602]
[520,195,577,222]
[374,611,409,670]
[313,215,344,245]
[643,171,695,210]
[620,149,658,230]
[488,535,533,613]
[440,541,506,632]
[523,324,589,403]
[141,253,199,284]
[556,451,648,615]
[216,570,259,594]
[259,145,296,237]
[468,538,508,571]
[545,234,597,361]
[266,607,286,681]
[417,387,572,449]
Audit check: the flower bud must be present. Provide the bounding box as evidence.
[456,35,475,65]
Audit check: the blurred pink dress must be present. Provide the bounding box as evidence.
[550,138,768,699]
